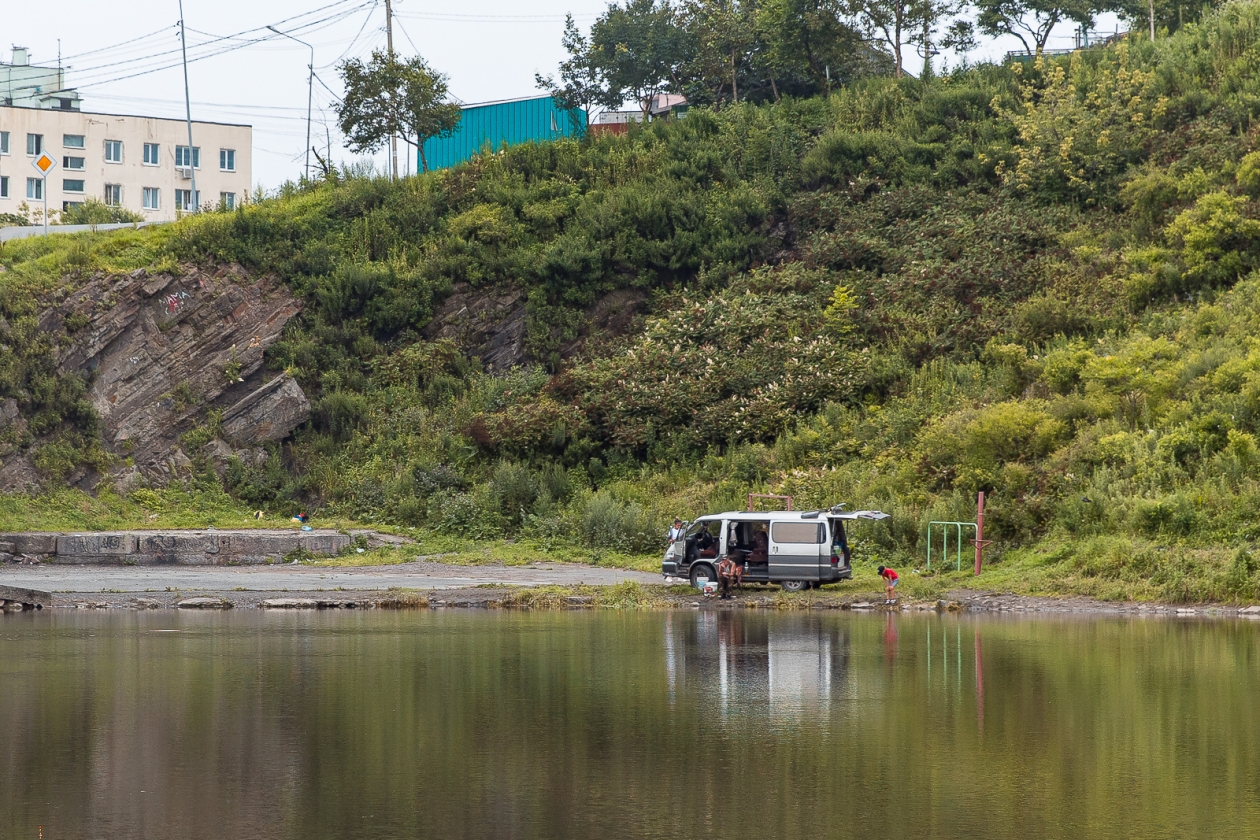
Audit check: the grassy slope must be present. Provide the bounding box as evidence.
[11,8,1260,600]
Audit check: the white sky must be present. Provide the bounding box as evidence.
[5,1,1124,189]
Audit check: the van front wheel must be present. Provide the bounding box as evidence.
[690,564,716,587]
[780,580,809,593]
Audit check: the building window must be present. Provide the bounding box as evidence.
[0,176,8,199]
[220,149,236,171]
[219,192,236,210]
[142,187,160,210]
[175,189,200,211]
[175,146,200,169]
[63,179,85,193]
[26,178,42,200]
[62,201,83,212]
[0,131,9,155]
[63,156,85,171]
[104,140,123,163]
[58,99,73,111]
[63,134,85,149]
[104,184,122,206]
[143,143,160,165]
[26,134,42,156]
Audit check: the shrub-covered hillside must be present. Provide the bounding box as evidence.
[10,5,1260,599]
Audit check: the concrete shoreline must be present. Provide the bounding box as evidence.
[0,559,1257,618]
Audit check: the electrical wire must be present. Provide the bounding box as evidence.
[323,0,382,69]
[394,10,597,22]
[54,1,376,91]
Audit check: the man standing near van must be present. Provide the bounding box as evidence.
[877,565,899,605]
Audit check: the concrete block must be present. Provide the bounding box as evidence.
[0,585,51,607]
[57,533,136,556]
[260,599,318,609]
[10,533,58,554]
[177,597,232,609]
[301,533,350,555]
[137,533,231,560]
[229,533,300,558]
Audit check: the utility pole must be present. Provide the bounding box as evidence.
[1149,0,1156,39]
[266,26,314,182]
[179,0,198,212]
[385,0,398,179]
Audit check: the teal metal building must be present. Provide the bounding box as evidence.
[421,94,586,171]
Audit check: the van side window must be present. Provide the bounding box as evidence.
[771,522,825,544]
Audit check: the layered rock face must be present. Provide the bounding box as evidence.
[0,265,309,491]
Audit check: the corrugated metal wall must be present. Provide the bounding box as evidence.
[420,95,586,171]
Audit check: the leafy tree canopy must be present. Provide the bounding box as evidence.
[337,51,463,172]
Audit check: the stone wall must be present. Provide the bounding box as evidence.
[0,530,353,565]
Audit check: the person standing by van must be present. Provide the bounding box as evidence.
[667,518,685,546]
[877,565,899,605]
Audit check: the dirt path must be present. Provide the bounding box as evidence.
[0,558,654,595]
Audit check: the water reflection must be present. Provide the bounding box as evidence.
[664,611,849,720]
[2,610,1260,839]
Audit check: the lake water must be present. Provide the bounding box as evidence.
[1,609,1257,839]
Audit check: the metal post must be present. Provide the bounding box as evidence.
[179,0,197,213]
[1149,0,1156,39]
[974,492,986,576]
[42,176,47,236]
[385,0,398,180]
[927,523,933,571]
[266,27,314,182]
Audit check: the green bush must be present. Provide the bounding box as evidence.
[579,491,659,555]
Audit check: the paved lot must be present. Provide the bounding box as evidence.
[0,560,659,594]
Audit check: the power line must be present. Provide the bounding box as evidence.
[325,0,381,69]
[59,2,375,90]
[394,10,597,22]
[60,26,178,62]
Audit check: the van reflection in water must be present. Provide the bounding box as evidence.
[664,611,852,719]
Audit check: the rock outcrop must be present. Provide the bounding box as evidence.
[422,283,647,371]
[0,265,308,490]
[423,282,527,372]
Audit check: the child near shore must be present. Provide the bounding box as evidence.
[877,565,899,605]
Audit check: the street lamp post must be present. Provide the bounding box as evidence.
[267,25,314,182]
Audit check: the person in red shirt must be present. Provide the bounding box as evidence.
[877,565,899,605]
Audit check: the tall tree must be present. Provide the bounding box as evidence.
[856,0,935,78]
[974,0,1100,55]
[337,51,462,173]
[536,15,618,132]
[682,0,758,104]
[588,0,692,117]
[754,0,875,94]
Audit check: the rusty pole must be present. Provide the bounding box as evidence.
[974,491,986,575]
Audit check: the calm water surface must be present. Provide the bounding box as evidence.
[1,609,1257,839]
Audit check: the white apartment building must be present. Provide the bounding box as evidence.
[0,47,251,222]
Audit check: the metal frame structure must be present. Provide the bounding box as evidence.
[927,521,977,572]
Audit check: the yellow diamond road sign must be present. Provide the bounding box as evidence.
[32,153,56,175]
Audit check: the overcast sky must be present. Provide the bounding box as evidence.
[5,1,1123,189]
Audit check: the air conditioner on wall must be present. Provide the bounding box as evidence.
[178,168,192,180]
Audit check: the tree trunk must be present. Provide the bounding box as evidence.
[419,142,429,174]
[731,48,739,104]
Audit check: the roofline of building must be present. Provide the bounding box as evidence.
[458,93,572,110]
[0,104,251,129]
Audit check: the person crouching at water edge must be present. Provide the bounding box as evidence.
[878,565,899,605]
[717,550,742,599]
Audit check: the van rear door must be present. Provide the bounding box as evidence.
[768,520,826,583]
